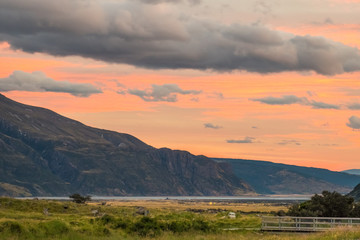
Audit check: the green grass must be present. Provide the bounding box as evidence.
[1,197,360,239]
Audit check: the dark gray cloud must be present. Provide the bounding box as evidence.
[0,1,360,75]
[346,116,360,129]
[138,0,201,4]
[254,1,273,16]
[348,103,360,110]
[278,140,301,145]
[204,123,222,129]
[251,95,307,105]
[128,84,201,102]
[310,101,340,109]
[227,137,255,144]
[311,18,335,25]
[208,92,224,100]
[307,91,316,97]
[0,71,102,97]
[344,88,360,96]
[318,143,338,147]
[251,94,341,110]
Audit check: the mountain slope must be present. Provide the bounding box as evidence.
[213,158,360,194]
[0,93,252,197]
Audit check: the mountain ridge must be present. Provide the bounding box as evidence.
[0,93,252,197]
[213,158,360,194]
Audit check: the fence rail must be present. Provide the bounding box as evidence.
[261,216,360,232]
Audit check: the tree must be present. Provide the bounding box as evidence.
[287,191,357,217]
[69,193,91,204]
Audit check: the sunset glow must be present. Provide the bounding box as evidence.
[1,0,360,171]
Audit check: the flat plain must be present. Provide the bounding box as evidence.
[1,197,360,240]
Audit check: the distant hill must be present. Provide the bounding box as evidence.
[213,158,360,194]
[348,184,360,201]
[342,169,360,176]
[0,93,252,197]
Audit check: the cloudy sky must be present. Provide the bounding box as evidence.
[1,0,360,170]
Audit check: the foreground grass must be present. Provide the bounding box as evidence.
[1,197,360,239]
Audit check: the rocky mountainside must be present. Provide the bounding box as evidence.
[0,93,252,197]
[214,158,360,194]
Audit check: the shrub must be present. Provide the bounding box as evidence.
[111,218,130,230]
[130,216,163,237]
[69,193,91,204]
[192,219,212,232]
[168,220,191,233]
[40,220,69,236]
[288,191,358,217]
[0,221,24,235]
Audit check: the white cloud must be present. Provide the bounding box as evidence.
[251,95,307,105]
[346,116,360,129]
[0,71,102,97]
[227,137,255,143]
[128,84,201,102]
[204,123,222,129]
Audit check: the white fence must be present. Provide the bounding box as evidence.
[261,216,360,232]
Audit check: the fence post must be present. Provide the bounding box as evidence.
[279,216,281,230]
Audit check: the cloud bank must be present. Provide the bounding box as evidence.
[227,137,255,143]
[310,101,340,109]
[0,0,360,75]
[204,123,222,129]
[137,0,201,4]
[0,71,102,97]
[251,95,306,105]
[251,95,341,109]
[278,139,301,145]
[128,84,201,102]
[347,103,360,110]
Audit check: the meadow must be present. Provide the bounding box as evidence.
[1,197,360,240]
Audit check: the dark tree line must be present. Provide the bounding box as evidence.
[287,191,360,217]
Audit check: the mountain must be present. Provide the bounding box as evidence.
[342,169,360,176]
[0,93,252,197]
[347,184,360,201]
[213,158,360,194]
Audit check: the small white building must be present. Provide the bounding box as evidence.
[228,212,236,219]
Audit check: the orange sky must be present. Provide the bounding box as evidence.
[1,0,360,171]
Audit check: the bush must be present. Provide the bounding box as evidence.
[69,193,91,204]
[192,219,212,232]
[0,221,24,235]
[288,191,359,217]
[130,217,163,237]
[111,218,130,230]
[40,220,69,236]
[168,220,191,233]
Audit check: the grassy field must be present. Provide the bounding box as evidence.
[1,197,360,239]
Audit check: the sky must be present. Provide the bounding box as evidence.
[1,0,360,171]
